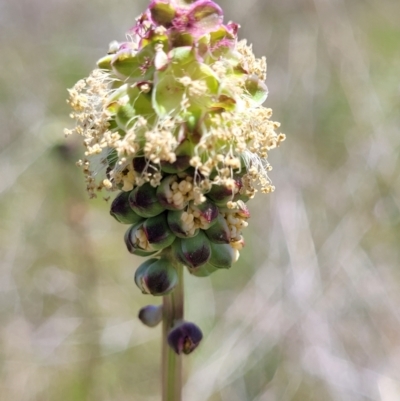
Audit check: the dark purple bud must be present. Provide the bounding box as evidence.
[134,258,159,292]
[207,176,244,206]
[137,258,178,296]
[142,212,176,250]
[132,156,155,174]
[180,231,211,268]
[110,191,145,225]
[167,321,203,355]
[129,183,166,218]
[138,304,163,327]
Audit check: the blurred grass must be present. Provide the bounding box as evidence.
[1,0,400,400]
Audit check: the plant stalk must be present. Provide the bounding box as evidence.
[162,264,184,401]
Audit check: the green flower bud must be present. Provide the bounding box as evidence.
[172,231,211,269]
[167,321,203,355]
[244,74,269,105]
[110,191,144,225]
[135,258,178,296]
[208,242,236,269]
[138,304,163,327]
[204,213,230,244]
[129,183,165,218]
[142,212,176,250]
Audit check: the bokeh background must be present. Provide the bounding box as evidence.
[1,0,400,400]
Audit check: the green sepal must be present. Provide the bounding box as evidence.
[97,54,113,70]
[127,85,154,115]
[187,262,218,277]
[208,242,235,269]
[152,50,219,117]
[149,2,176,26]
[112,45,155,82]
[169,46,195,65]
[116,102,136,130]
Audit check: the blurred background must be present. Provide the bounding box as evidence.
[1,0,400,400]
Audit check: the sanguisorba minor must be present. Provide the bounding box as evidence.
[65,1,284,399]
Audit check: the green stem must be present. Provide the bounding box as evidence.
[162,264,184,401]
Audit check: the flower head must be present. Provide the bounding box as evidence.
[65,0,285,273]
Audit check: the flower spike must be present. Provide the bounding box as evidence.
[65,2,285,390]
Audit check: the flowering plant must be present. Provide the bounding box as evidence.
[66,0,284,399]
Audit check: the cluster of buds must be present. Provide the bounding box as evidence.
[66,0,284,354]
[113,170,250,280]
